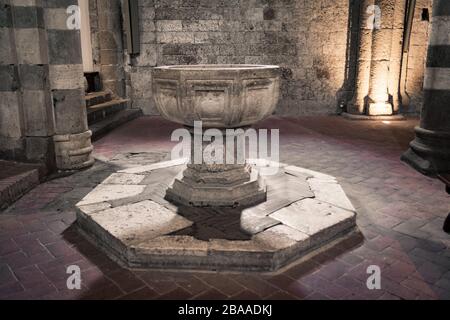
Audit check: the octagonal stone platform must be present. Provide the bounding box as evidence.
[75,159,358,272]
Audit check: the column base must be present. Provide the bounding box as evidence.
[341,112,406,121]
[444,214,450,234]
[165,164,267,207]
[401,127,450,177]
[54,130,95,170]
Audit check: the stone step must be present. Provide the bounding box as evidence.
[87,98,129,112]
[87,98,129,125]
[90,109,142,141]
[0,160,42,211]
[85,91,113,108]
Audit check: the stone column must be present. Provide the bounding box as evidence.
[366,0,407,115]
[402,0,450,177]
[166,127,266,207]
[44,0,94,170]
[366,0,395,115]
[0,0,56,168]
[350,0,408,116]
[388,0,408,113]
[351,0,374,114]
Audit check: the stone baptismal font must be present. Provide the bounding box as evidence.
[152,64,280,207]
[76,65,359,271]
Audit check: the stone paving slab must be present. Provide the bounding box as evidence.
[102,173,146,185]
[240,214,281,235]
[78,200,192,245]
[77,185,145,206]
[270,199,356,243]
[118,158,188,174]
[308,178,356,211]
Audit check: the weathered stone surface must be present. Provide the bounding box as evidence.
[43,8,69,30]
[49,65,84,90]
[15,28,48,65]
[240,213,281,235]
[0,65,19,91]
[137,236,208,256]
[54,130,94,170]
[47,30,82,65]
[77,202,111,215]
[22,90,54,137]
[119,158,188,174]
[0,29,15,65]
[102,173,145,185]
[285,165,336,182]
[0,92,22,139]
[77,184,145,206]
[52,89,88,135]
[153,65,280,128]
[81,200,192,246]
[309,178,356,211]
[19,64,48,90]
[255,224,310,251]
[270,198,356,240]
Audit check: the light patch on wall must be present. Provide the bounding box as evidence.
[368,102,393,116]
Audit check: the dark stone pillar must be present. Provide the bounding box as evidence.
[402,0,450,234]
[402,0,450,178]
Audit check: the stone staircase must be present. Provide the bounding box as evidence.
[85,90,142,141]
[0,160,43,211]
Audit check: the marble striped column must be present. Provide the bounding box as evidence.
[0,0,57,167]
[44,0,94,170]
[0,0,23,159]
[402,0,450,177]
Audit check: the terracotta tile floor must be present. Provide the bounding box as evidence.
[0,116,449,300]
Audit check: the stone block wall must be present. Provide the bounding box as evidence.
[89,0,127,97]
[128,0,351,116]
[404,0,432,114]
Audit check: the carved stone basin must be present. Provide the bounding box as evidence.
[152,65,281,207]
[152,64,280,128]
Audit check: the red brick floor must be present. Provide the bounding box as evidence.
[0,116,449,300]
